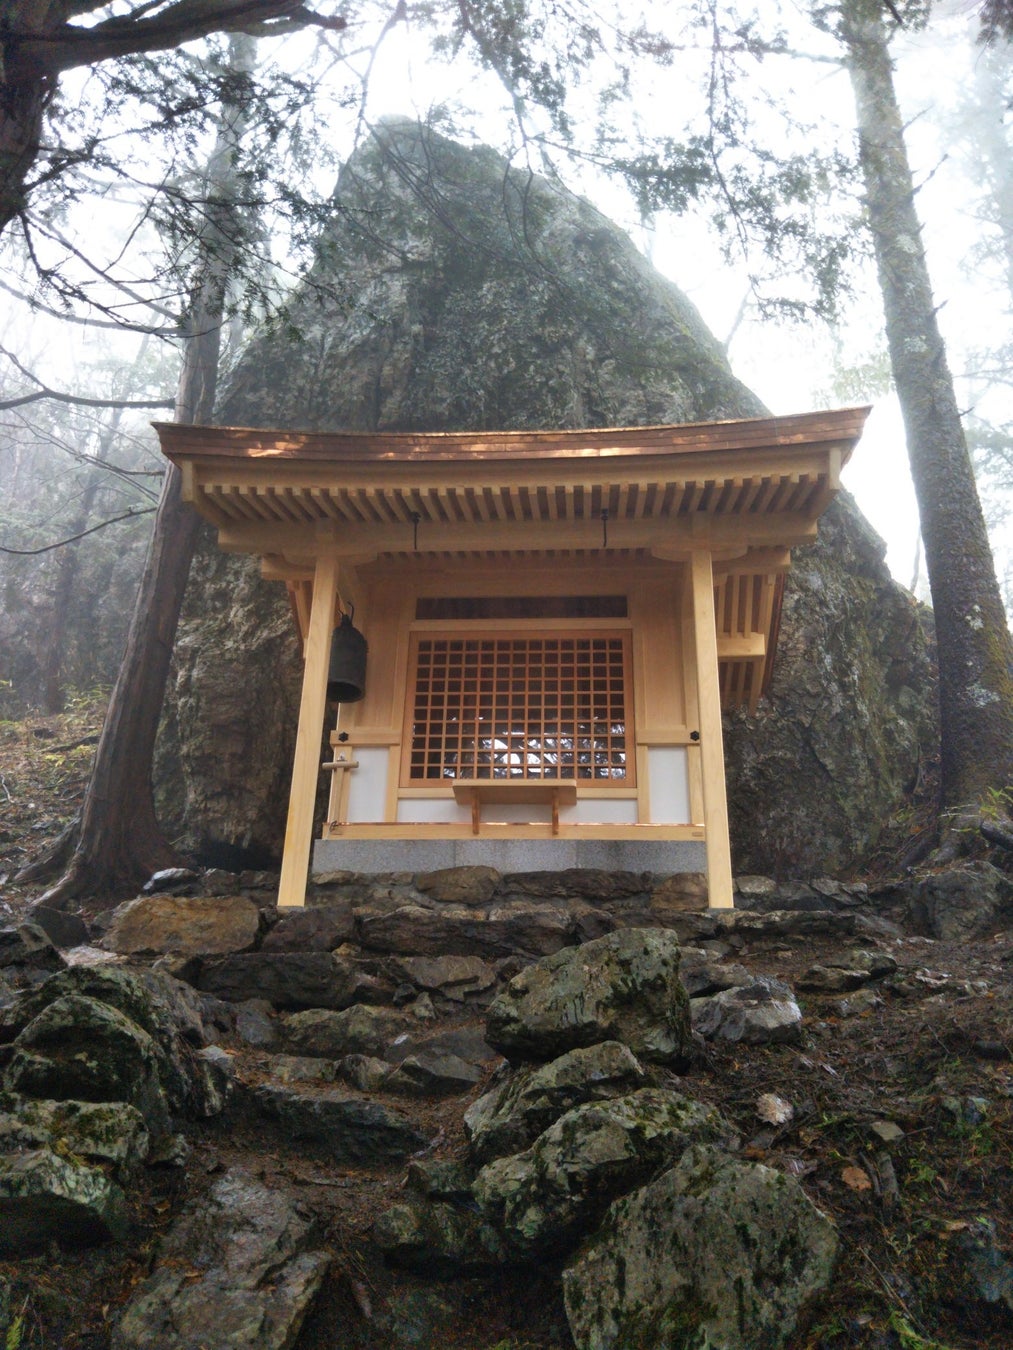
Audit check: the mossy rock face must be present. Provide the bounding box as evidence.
[485,929,689,1067]
[563,1143,838,1350]
[4,995,171,1135]
[0,1095,150,1172]
[156,118,936,874]
[473,1089,728,1258]
[0,1148,128,1255]
[464,1041,649,1164]
[0,965,208,1114]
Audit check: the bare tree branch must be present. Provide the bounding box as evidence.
[9,2,348,79]
[0,507,156,556]
[0,344,172,411]
[0,277,174,334]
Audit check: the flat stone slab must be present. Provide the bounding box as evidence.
[104,894,261,958]
[248,1083,428,1165]
[111,1168,328,1350]
[196,952,391,1010]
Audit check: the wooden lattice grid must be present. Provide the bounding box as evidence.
[405,631,632,782]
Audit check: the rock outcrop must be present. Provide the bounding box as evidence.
[155,117,936,877]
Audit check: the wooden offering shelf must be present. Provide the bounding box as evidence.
[451,780,578,835]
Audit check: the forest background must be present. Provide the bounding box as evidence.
[1,0,1011,896]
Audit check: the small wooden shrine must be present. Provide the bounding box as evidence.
[157,407,868,909]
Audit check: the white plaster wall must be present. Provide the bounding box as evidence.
[345,747,389,823]
[396,795,638,825]
[647,746,690,824]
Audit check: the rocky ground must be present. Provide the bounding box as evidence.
[1,702,1012,1350]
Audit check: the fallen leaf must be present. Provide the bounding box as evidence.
[842,1166,873,1192]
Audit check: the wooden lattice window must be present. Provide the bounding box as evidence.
[405,632,632,782]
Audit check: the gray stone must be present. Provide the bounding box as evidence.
[485,928,689,1066]
[384,1051,483,1097]
[235,999,280,1050]
[372,1200,509,1273]
[388,954,497,1001]
[103,894,261,958]
[0,1148,128,1253]
[0,923,65,972]
[268,1054,338,1084]
[0,1097,149,1170]
[503,870,647,904]
[415,866,501,905]
[196,951,392,1010]
[25,905,91,950]
[679,952,753,998]
[111,1168,328,1350]
[406,1158,476,1201]
[797,948,898,993]
[337,1054,391,1092]
[0,965,209,1116]
[906,863,1012,942]
[285,1005,411,1059]
[649,873,709,920]
[248,1084,427,1165]
[953,1217,1013,1321]
[190,1045,235,1117]
[260,904,355,952]
[474,1088,727,1255]
[5,994,171,1134]
[563,1143,838,1350]
[355,902,586,959]
[388,1024,500,1069]
[464,1041,648,1163]
[691,976,803,1045]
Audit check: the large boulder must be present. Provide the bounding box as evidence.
[563,1144,838,1350]
[0,1096,150,1171]
[155,118,934,874]
[464,1041,649,1164]
[0,966,210,1117]
[111,1168,329,1350]
[485,929,689,1067]
[4,995,171,1134]
[0,1148,128,1255]
[473,1089,727,1256]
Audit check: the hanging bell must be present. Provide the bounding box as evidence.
[327,610,367,703]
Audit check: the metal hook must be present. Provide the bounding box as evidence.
[410,511,421,551]
[601,508,609,548]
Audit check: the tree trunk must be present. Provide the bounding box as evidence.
[0,67,47,235]
[22,38,254,905]
[839,0,1013,811]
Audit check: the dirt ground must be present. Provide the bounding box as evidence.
[1,699,1012,1350]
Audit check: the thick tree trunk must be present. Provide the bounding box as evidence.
[22,39,252,905]
[0,73,47,235]
[840,0,1013,811]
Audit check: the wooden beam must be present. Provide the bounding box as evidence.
[214,510,819,564]
[278,551,339,908]
[716,635,766,658]
[691,550,734,909]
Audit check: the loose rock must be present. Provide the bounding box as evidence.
[111,1168,329,1350]
[0,1148,128,1254]
[563,1143,838,1350]
[691,975,803,1045]
[485,928,689,1066]
[464,1041,648,1164]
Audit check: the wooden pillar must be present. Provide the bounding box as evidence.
[690,550,734,909]
[278,550,339,907]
